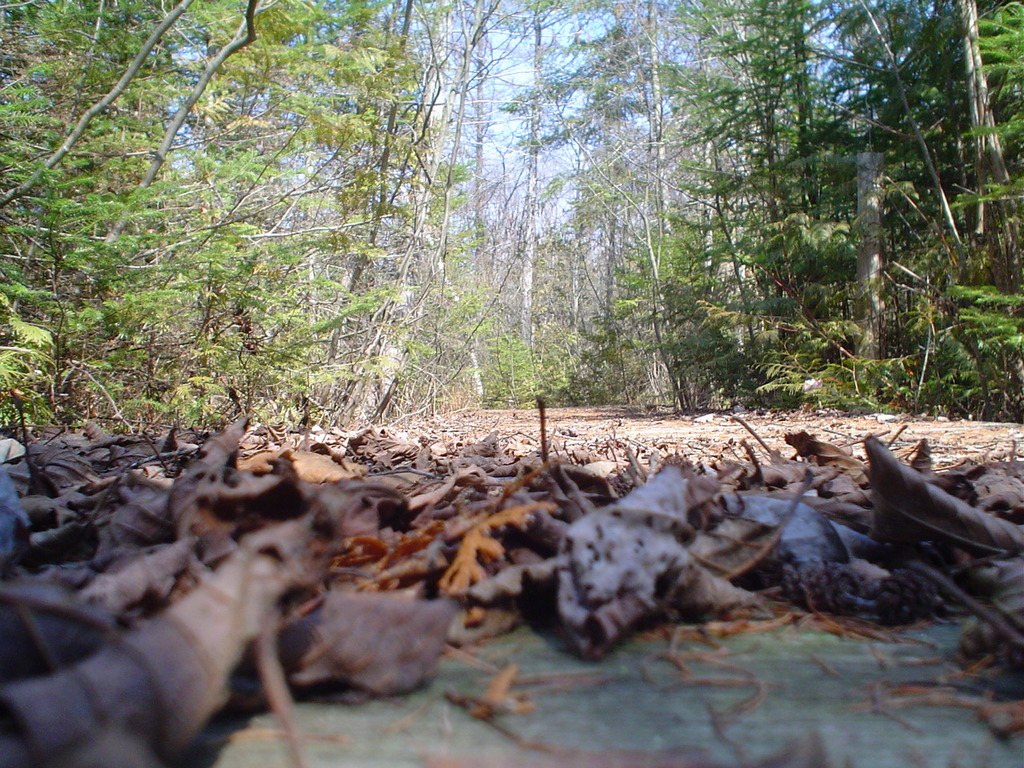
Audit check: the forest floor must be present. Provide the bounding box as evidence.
[391,405,1023,468]
[4,407,1023,767]
[194,407,1024,768]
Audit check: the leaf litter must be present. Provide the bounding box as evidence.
[0,406,1022,767]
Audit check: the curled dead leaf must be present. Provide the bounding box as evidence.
[557,466,756,657]
[786,431,868,485]
[866,436,1024,556]
[0,520,314,767]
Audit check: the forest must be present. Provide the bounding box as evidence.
[1,0,1023,427]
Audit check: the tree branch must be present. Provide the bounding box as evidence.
[106,0,267,241]
[0,0,198,209]
[857,0,966,262]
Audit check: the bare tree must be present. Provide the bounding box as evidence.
[520,10,544,348]
[347,0,501,421]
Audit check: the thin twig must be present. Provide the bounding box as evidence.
[71,362,135,433]
[867,681,924,733]
[256,624,310,768]
[624,443,647,484]
[909,562,1024,648]
[730,414,781,462]
[886,424,909,447]
[537,397,548,464]
[9,390,42,494]
[0,0,199,208]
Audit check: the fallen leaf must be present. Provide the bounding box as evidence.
[785,431,868,485]
[866,436,1024,555]
[0,466,29,569]
[440,503,552,595]
[557,466,756,657]
[0,581,117,684]
[0,520,314,767]
[280,590,456,695]
[283,448,367,483]
[78,538,196,615]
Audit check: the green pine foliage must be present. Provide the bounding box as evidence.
[1,0,1021,426]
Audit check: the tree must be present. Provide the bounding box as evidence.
[856,151,885,359]
[958,0,1019,293]
[2,0,1020,425]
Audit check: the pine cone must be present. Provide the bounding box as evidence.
[874,569,942,625]
[781,561,874,615]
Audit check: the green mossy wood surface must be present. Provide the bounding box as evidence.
[184,623,1023,768]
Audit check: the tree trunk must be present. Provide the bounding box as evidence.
[520,11,543,348]
[957,0,1020,292]
[861,3,964,265]
[642,0,680,408]
[856,151,885,359]
[363,0,498,421]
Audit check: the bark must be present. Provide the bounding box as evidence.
[858,0,965,263]
[520,12,543,348]
[856,152,885,359]
[641,0,680,408]
[359,0,499,421]
[957,0,1020,292]
[348,0,416,295]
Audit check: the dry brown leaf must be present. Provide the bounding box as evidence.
[22,438,100,496]
[557,466,756,657]
[348,427,420,468]
[78,538,196,615]
[306,478,408,535]
[439,503,553,595]
[423,733,829,768]
[933,461,1024,524]
[176,467,308,552]
[96,473,176,556]
[330,522,445,589]
[758,462,813,489]
[785,431,868,484]
[866,436,1024,555]
[689,516,780,580]
[440,527,505,594]
[235,449,280,474]
[283,448,366,483]
[0,520,313,767]
[481,662,519,705]
[168,418,251,537]
[408,465,489,512]
[959,556,1024,667]
[0,581,117,684]
[464,559,560,604]
[280,591,456,695]
[0,467,28,568]
[689,493,827,580]
[332,535,389,568]
[464,662,535,718]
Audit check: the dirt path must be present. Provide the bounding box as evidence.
[394,406,1022,468]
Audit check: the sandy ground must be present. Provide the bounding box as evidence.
[393,406,1023,469]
